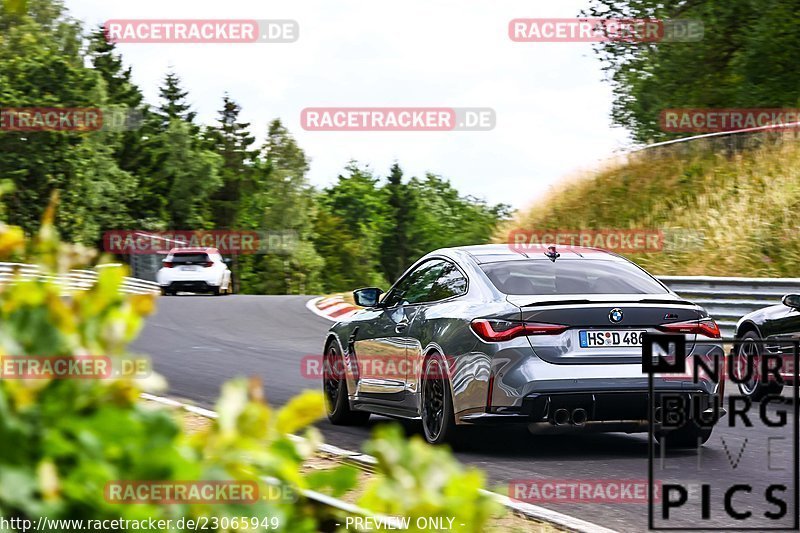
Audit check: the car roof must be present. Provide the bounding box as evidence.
[168,247,219,254]
[442,244,625,264]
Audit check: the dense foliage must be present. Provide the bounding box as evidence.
[584,0,800,143]
[0,0,509,294]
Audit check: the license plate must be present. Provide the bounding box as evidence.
[180,265,197,271]
[579,330,646,348]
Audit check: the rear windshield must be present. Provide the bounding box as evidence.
[480,259,668,295]
[170,253,209,264]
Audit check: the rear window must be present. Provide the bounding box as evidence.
[480,259,668,295]
[170,253,210,264]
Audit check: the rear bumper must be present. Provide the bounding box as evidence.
[458,389,723,432]
[156,268,222,288]
[162,281,217,292]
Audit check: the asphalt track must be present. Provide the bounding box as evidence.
[132,295,799,532]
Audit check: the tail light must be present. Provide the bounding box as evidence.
[470,319,568,342]
[657,318,721,338]
[163,261,174,268]
[203,261,214,268]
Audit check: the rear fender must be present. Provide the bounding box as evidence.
[415,342,494,421]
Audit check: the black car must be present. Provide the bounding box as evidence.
[733,293,800,400]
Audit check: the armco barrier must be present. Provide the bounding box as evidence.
[0,262,160,295]
[658,275,800,336]
[5,262,794,331]
[632,119,800,154]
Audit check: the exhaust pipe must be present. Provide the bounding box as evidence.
[571,408,587,426]
[553,408,570,426]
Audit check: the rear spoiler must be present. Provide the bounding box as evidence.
[515,298,695,308]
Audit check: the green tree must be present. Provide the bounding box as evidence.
[87,25,155,229]
[313,163,389,291]
[157,120,223,228]
[133,72,219,228]
[206,94,256,229]
[0,0,135,243]
[313,165,509,292]
[259,120,313,230]
[584,0,800,142]
[0,215,501,533]
[237,120,323,294]
[406,174,510,259]
[379,163,414,281]
[88,26,143,112]
[313,205,387,291]
[87,26,147,170]
[156,69,196,127]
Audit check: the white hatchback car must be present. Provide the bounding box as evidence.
[156,247,233,296]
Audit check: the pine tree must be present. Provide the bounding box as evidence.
[88,26,152,222]
[88,26,143,109]
[380,163,414,281]
[206,94,256,228]
[134,70,206,226]
[156,70,196,126]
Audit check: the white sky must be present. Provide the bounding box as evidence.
[66,0,632,210]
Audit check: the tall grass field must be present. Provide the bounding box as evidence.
[500,133,800,277]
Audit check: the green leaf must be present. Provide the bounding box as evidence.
[306,464,359,497]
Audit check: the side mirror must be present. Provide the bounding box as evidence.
[223,258,232,264]
[782,294,800,309]
[353,287,383,308]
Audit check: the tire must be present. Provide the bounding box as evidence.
[212,286,221,296]
[420,353,458,445]
[734,330,783,401]
[323,342,370,426]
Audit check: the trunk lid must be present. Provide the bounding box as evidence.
[508,294,702,364]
